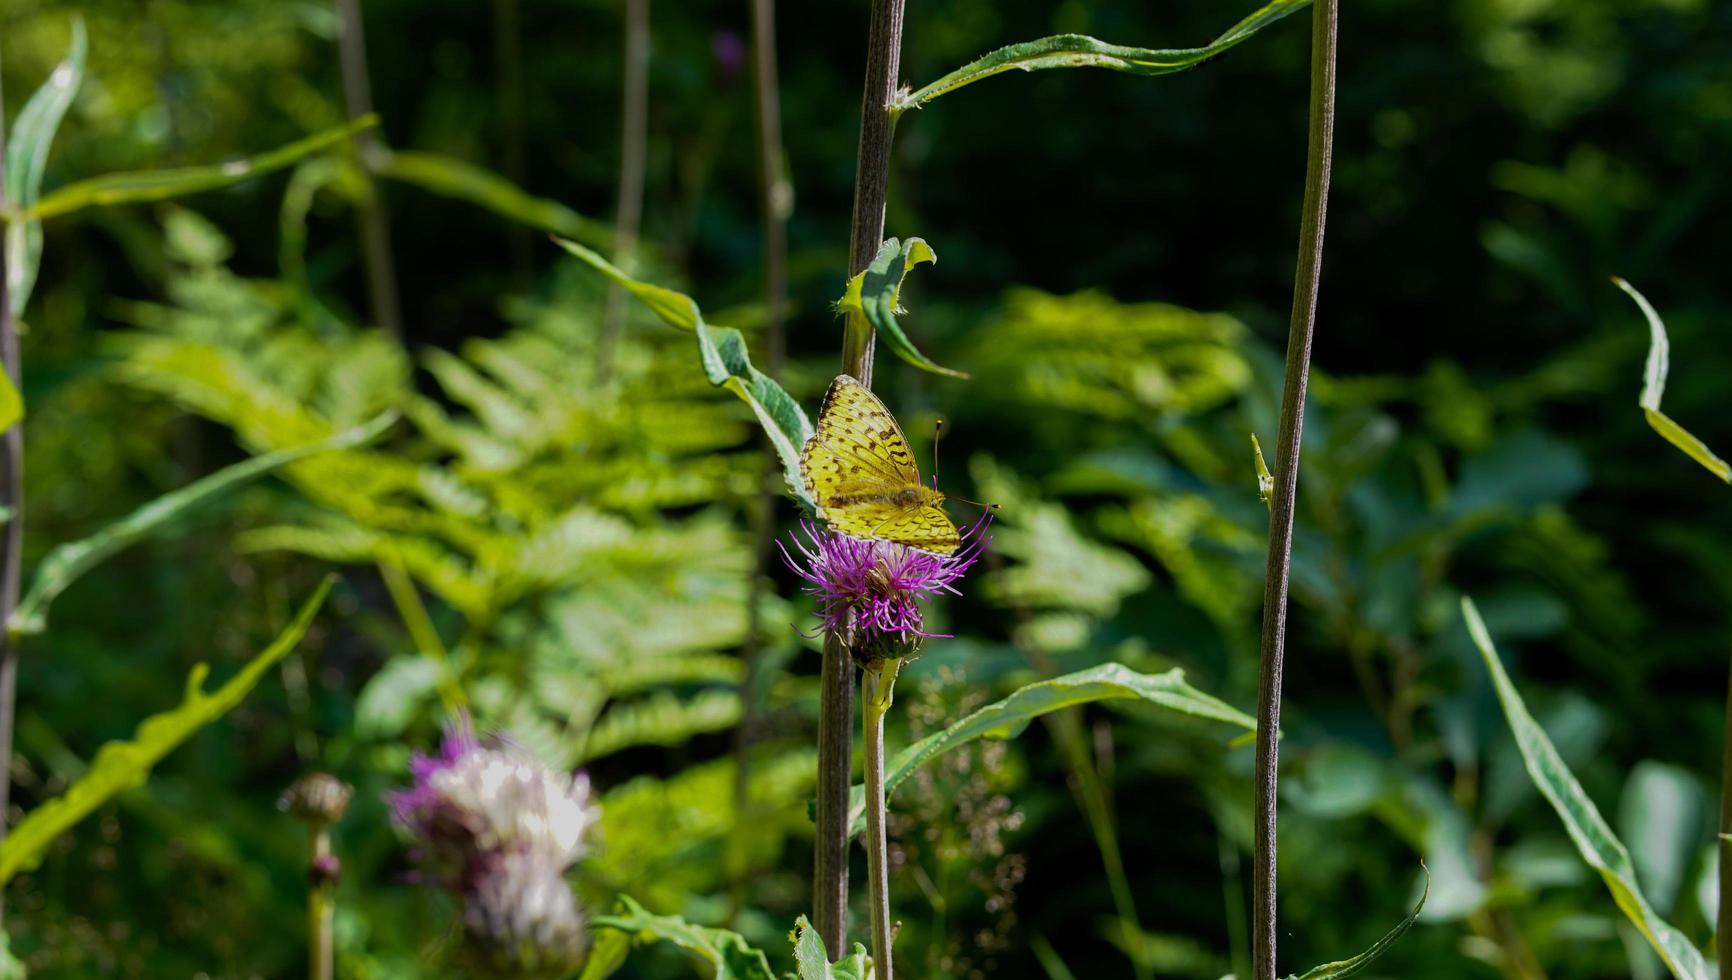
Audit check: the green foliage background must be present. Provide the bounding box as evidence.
[2,0,1730,976]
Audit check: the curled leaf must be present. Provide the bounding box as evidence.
[837,237,967,378]
[1612,277,1729,483]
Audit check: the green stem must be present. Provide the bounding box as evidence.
[309,826,334,980]
[1250,0,1338,975]
[376,554,466,715]
[0,59,21,926]
[333,0,403,342]
[597,0,651,381]
[1718,642,1732,957]
[863,661,899,979]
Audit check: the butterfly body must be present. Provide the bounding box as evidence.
[801,375,961,555]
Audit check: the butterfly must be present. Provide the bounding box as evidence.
[800,374,961,555]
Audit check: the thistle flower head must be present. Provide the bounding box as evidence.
[389,718,600,975]
[781,515,990,664]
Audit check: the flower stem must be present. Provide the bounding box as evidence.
[597,0,651,382]
[862,661,899,979]
[308,826,335,980]
[1251,0,1337,976]
[1719,644,1732,956]
[815,0,908,957]
[0,69,23,925]
[333,0,403,343]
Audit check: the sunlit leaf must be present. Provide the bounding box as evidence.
[578,689,742,763]
[0,371,20,435]
[23,116,380,222]
[847,662,1254,833]
[593,896,776,980]
[576,930,632,980]
[1463,596,1712,979]
[553,237,814,512]
[895,0,1308,114]
[1283,869,1428,979]
[377,150,611,247]
[791,916,872,980]
[9,412,394,636]
[0,577,333,883]
[836,237,965,378]
[3,17,86,317]
[1252,433,1274,508]
[1612,277,1730,483]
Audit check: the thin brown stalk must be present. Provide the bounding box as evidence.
[597,0,651,381]
[814,0,909,958]
[0,69,23,925]
[334,0,403,341]
[1251,0,1338,976]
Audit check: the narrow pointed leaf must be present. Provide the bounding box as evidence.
[791,916,872,980]
[1285,870,1428,979]
[4,17,86,316]
[1463,597,1712,979]
[377,150,611,247]
[10,412,395,636]
[593,896,776,980]
[0,577,334,883]
[1612,277,1730,483]
[896,0,1309,114]
[847,663,1254,834]
[837,237,966,378]
[23,116,380,222]
[553,237,815,512]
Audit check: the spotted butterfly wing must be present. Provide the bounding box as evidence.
[801,375,961,555]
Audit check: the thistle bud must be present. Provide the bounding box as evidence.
[281,772,353,826]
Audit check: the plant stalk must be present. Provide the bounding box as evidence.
[1251,0,1338,976]
[862,662,897,979]
[0,70,23,925]
[334,0,403,342]
[1719,643,1732,956]
[814,0,908,957]
[309,825,335,980]
[730,0,792,918]
[597,0,651,381]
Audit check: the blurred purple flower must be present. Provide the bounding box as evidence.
[389,718,599,977]
[781,516,990,660]
[712,29,746,83]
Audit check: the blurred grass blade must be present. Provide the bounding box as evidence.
[9,412,395,636]
[1284,869,1427,978]
[792,916,872,979]
[0,576,334,884]
[23,116,380,222]
[1612,277,1730,483]
[837,236,966,378]
[593,896,776,980]
[576,930,632,980]
[895,0,1308,114]
[3,17,86,317]
[553,237,816,512]
[377,150,611,248]
[1463,597,1713,979]
[847,662,1254,833]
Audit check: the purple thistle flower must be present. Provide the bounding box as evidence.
[781,515,991,662]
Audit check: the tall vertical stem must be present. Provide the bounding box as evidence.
[1718,645,1732,955]
[1250,0,1338,977]
[862,665,896,980]
[815,0,909,957]
[0,71,24,926]
[731,0,792,915]
[334,0,403,342]
[597,0,651,381]
[308,826,335,980]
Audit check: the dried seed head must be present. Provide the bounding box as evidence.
[281,773,354,826]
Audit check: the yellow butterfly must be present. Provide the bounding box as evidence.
[801,374,961,555]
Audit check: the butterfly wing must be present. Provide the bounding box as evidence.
[801,374,921,503]
[872,502,962,555]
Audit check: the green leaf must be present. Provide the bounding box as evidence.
[553,237,815,512]
[1284,869,1428,979]
[836,237,965,378]
[9,412,394,636]
[847,662,1254,834]
[1252,433,1274,509]
[0,371,21,434]
[0,577,334,883]
[791,916,872,980]
[593,896,776,980]
[1612,277,1730,483]
[576,929,632,980]
[3,17,86,317]
[895,0,1309,114]
[1462,597,1712,979]
[377,150,611,247]
[22,116,380,222]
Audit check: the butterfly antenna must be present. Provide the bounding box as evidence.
[932,418,943,487]
[946,493,1001,513]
